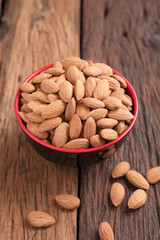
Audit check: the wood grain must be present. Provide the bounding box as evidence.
[80,0,160,239]
[0,0,80,239]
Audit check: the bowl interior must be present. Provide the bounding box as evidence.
[14,64,138,154]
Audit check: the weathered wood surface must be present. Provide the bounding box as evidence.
[80,0,160,239]
[0,0,80,239]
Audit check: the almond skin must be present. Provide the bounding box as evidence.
[74,80,85,101]
[52,122,69,147]
[81,97,105,108]
[90,134,106,147]
[110,183,125,207]
[112,161,130,178]
[87,108,108,121]
[65,66,82,85]
[65,97,76,121]
[100,129,118,141]
[76,102,90,120]
[42,100,66,119]
[39,117,62,132]
[28,211,55,228]
[84,117,96,140]
[99,222,114,240]
[83,66,102,77]
[27,123,49,139]
[96,118,118,129]
[112,74,127,88]
[20,82,35,93]
[128,189,147,209]
[40,79,59,93]
[126,170,150,190]
[63,138,89,149]
[59,80,73,103]
[108,109,134,120]
[93,80,110,100]
[146,166,160,184]
[62,57,84,70]
[69,114,82,139]
[85,77,96,97]
[55,194,80,210]
[104,96,122,110]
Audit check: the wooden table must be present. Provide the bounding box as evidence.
[0,0,160,239]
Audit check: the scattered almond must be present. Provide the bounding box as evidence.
[112,162,130,178]
[126,170,150,190]
[99,222,114,240]
[110,183,125,206]
[146,166,160,184]
[55,194,80,210]
[128,189,147,209]
[28,211,55,228]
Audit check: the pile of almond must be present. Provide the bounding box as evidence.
[19,57,134,149]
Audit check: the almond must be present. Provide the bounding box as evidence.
[87,108,108,121]
[27,123,49,139]
[99,76,120,90]
[42,100,66,119]
[31,73,52,84]
[59,81,73,103]
[65,97,76,121]
[100,129,118,141]
[95,78,102,85]
[121,94,133,106]
[55,194,80,210]
[32,91,50,103]
[56,74,66,86]
[28,100,43,110]
[81,97,105,108]
[76,102,90,120]
[20,98,26,105]
[93,80,110,100]
[108,109,134,120]
[18,111,31,124]
[63,138,89,149]
[53,61,62,68]
[102,146,116,159]
[28,211,55,228]
[85,77,96,97]
[40,79,59,93]
[96,118,118,128]
[110,88,125,100]
[146,166,160,184]
[47,93,59,102]
[21,92,37,102]
[128,189,147,209]
[52,122,69,147]
[83,117,96,140]
[81,59,88,68]
[83,66,102,77]
[69,114,81,139]
[126,170,150,189]
[110,183,125,206]
[45,67,65,75]
[26,112,44,123]
[62,57,84,70]
[90,134,106,147]
[21,103,32,113]
[104,96,122,110]
[119,104,129,110]
[99,222,114,240]
[94,63,113,76]
[114,121,125,135]
[33,104,48,114]
[65,66,83,84]
[112,161,130,178]
[20,82,35,93]
[74,80,85,101]
[112,74,127,88]
[39,117,62,132]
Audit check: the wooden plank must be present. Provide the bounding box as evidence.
[80,0,160,239]
[0,0,80,239]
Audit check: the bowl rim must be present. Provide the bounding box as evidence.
[14,63,138,153]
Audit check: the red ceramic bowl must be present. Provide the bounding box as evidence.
[14,63,138,166]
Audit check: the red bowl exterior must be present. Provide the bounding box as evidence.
[14,63,138,166]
